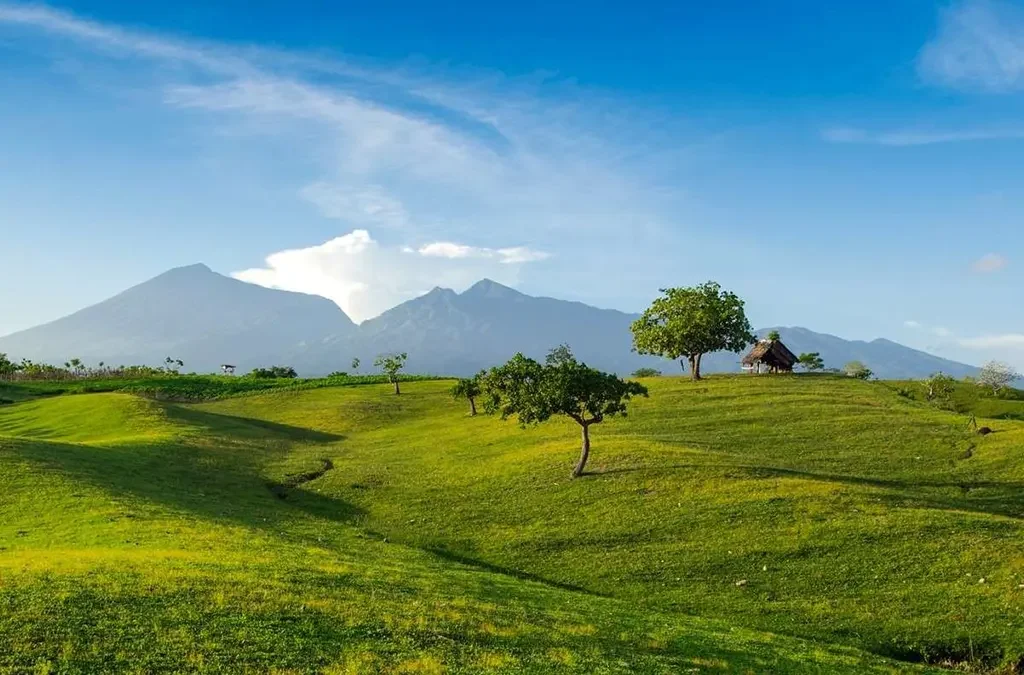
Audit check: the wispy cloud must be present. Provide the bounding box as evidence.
[918,0,1024,92]
[417,242,549,263]
[972,252,1008,272]
[0,2,681,316]
[821,125,1024,146]
[957,334,1024,348]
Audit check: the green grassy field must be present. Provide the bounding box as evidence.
[2,374,1022,672]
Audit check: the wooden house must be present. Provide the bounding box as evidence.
[741,339,798,374]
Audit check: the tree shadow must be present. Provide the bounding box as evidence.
[4,429,363,537]
[162,405,344,444]
[420,544,603,596]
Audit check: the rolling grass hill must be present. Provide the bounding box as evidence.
[2,374,1022,672]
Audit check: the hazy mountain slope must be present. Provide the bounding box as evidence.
[337,279,661,375]
[0,268,981,379]
[0,264,355,372]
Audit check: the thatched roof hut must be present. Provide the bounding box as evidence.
[741,339,798,373]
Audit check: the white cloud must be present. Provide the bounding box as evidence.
[233,230,544,322]
[904,320,922,328]
[416,242,549,264]
[973,253,1008,272]
[821,126,1024,146]
[918,0,1024,92]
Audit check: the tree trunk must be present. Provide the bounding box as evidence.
[469,397,477,416]
[572,424,591,478]
[393,378,401,395]
[689,354,702,380]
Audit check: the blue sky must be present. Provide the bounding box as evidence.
[2,0,1023,368]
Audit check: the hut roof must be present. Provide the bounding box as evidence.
[741,339,798,367]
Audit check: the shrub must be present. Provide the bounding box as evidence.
[250,366,298,379]
[631,368,662,378]
[843,361,873,380]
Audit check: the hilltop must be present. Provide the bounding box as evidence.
[2,373,1023,671]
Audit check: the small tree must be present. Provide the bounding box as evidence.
[351,357,361,373]
[631,281,754,380]
[767,330,781,341]
[977,360,1019,395]
[797,352,824,372]
[375,352,408,395]
[631,367,662,378]
[450,373,483,416]
[482,347,648,478]
[924,372,956,405]
[843,361,873,380]
[0,353,18,380]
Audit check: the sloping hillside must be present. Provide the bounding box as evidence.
[0,383,928,673]
[197,375,1024,671]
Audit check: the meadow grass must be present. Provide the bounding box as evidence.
[2,374,1018,671]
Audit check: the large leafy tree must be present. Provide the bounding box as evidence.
[450,373,484,416]
[482,346,648,478]
[631,281,754,380]
[374,352,408,395]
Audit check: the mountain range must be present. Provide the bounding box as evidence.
[0,264,980,379]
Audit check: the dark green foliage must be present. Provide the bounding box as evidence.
[631,367,662,378]
[631,281,754,380]
[249,366,298,379]
[797,352,825,372]
[327,371,348,378]
[483,346,648,477]
[0,373,441,403]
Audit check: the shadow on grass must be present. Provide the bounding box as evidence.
[4,405,363,534]
[592,462,1024,521]
[421,544,604,596]
[162,405,344,444]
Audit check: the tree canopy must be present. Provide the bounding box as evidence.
[924,372,956,406]
[482,346,648,478]
[977,361,1019,395]
[843,361,873,380]
[631,281,754,380]
[767,330,781,341]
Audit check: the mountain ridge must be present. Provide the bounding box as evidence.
[0,264,980,379]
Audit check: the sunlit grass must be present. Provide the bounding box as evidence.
[5,374,1017,671]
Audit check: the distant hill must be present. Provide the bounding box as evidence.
[0,265,981,379]
[0,264,356,373]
